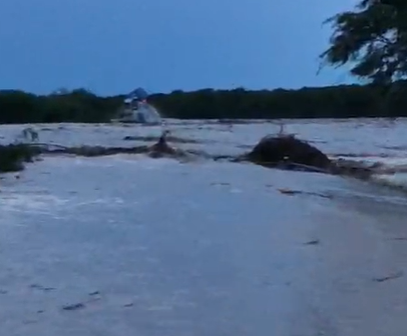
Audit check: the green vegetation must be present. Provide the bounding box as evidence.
[0,89,122,124]
[150,84,407,119]
[321,0,407,85]
[0,82,407,123]
[0,144,40,172]
[318,0,407,114]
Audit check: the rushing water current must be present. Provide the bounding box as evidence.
[2,119,407,336]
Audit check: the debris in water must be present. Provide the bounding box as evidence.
[246,135,331,171]
[277,188,332,199]
[88,291,100,296]
[148,130,176,156]
[87,291,102,303]
[123,134,200,144]
[241,134,377,179]
[278,188,300,195]
[29,284,56,292]
[62,303,86,311]
[123,302,134,308]
[373,271,403,283]
[304,239,320,245]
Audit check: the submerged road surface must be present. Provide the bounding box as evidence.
[1,155,407,336]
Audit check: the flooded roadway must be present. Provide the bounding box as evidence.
[1,155,407,335]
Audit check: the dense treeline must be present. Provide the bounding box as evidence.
[151,84,407,119]
[0,89,122,124]
[1,83,407,124]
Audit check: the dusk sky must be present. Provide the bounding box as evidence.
[0,0,357,95]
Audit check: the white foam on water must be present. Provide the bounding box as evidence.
[362,157,407,166]
[0,193,69,215]
[371,173,407,190]
[350,156,407,190]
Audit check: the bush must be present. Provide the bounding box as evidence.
[0,144,40,172]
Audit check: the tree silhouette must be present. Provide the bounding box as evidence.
[320,0,407,84]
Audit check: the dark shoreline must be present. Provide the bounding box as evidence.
[1,82,406,124]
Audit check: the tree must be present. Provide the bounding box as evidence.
[320,0,407,85]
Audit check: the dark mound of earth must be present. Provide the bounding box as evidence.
[246,135,331,170]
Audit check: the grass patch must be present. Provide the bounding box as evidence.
[0,144,40,172]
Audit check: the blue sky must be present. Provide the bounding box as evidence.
[0,0,357,95]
